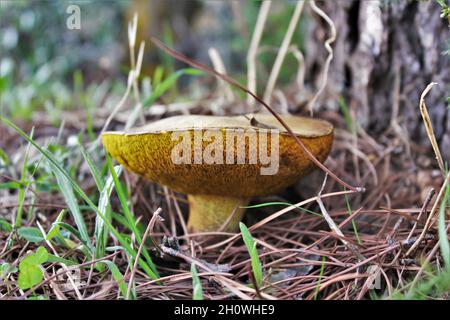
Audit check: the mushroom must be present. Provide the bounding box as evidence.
[101,114,333,233]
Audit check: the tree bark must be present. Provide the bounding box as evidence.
[305,0,450,160]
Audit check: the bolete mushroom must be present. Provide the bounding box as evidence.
[101,114,333,233]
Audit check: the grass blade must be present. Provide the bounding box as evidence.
[314,256,326,300]
[95,165,122,261]
[15,127,34,227]
[49,160,92,250]
[46,209,66,241]
[1,116,160,280]
[191,263,204,300]
[46,254,78,266]
[79,142,104,191]
[338,96,355,133]
[439,184,450,270]
[106,155,159,276]
[143,68,203,107]
[243,201,322,217]
[344,191,362,245]
[239,222,263,288]
[100,260,131,299]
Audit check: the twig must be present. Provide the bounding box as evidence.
[170,189,189,236]
[208,48,234,102]
[316,175,365,261]
[289,45,305,93]
[99,70,134,136]
[125,14,145,127]
[408,223,450,296]
[406,188,435,241]
[43,270,67,300]
[147,207,275,299]
[406,171,450,256]
[307,1,336,115]
[204,189,360,251]
[20,252,119,299]
[126,207,162,300]
[419,82,445,175]
[36,221,83,300]
[128,13,138,68]
[126,41,146,130]
[247,0,271,107]
[99,14,145,137]
[263,0,305,104]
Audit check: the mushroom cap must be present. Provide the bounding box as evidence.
[102,114,333,197]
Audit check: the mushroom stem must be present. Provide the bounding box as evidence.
[187,194,249,233]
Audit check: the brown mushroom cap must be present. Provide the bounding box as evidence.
[101,114,333,197]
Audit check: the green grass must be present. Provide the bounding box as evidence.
[389,181,450,300]
[438,179,450,270]
[338,96,355,134]
[437,0,450,20]
[17,246,49,291]
[15,127,34,228]
[391,268,450,300]
[0,115,161,290]
[245,198,363,245]
[239,222,263,289]
[191,263,204,300]
[344,191,362,245]
[106,155,158,275]
[314,256,326,300]
[243,201,322,217]
[142,68,203,107]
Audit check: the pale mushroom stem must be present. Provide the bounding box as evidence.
[187,194,250,233]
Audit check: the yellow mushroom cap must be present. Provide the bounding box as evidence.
[101,114,334,197]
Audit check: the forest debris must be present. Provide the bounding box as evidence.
[406,171,450,256]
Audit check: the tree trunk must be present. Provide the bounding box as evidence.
[305,0,450,160]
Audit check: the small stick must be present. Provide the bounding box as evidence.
[247,0,271,107]
[204,189,361,251]
[20,252,119,299]
[100,70,134,136]
[406,188,435,241]
[126,207,162,300]
[208,48,234,102]
[408,223,450,295]
[289,45,305,92]
[263,0,305,104]
[419,82,445,175]
[307,0,337,115]
[148,208,275,299]
[99,14,145,137]
[36,221,83,300]
[406,171,450,256]
[316,175,365,261]
[170,189,189,236]
[126,41,147,129]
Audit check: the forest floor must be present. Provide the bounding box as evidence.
[1,77,449,300]
[1,5,450,299]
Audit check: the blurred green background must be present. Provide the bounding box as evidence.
[0,0,307,122]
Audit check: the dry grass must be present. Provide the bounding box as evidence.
[1,94,448,299]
